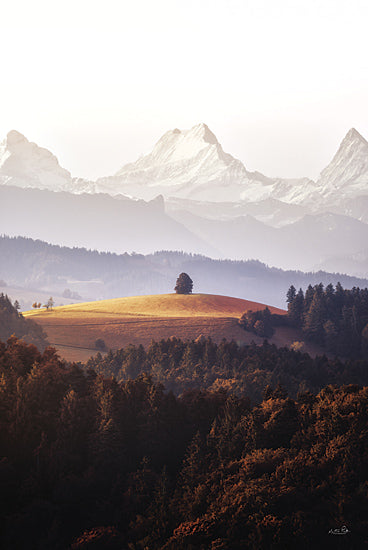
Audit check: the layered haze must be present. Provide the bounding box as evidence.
[1,123,368,277]
[3,4,368,548]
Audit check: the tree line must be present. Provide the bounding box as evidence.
[3,234,368,309]
[286,283,368,357]
[86,335,368,402]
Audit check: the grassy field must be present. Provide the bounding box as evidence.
[23,293,304,362]
[24,293,285,319]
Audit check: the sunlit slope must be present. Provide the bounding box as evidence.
[23,293,287,362]
[24,293,285,319]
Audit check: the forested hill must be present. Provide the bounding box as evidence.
[1,235,368,309]
[0,293,48,350]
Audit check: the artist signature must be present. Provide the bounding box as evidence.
[328,525,350,535]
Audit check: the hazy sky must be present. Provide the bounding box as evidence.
[1,0,367,180]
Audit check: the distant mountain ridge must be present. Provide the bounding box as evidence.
[319,128,368,190]
[2,124,368,277]
[317,128,368,205]
[2,182,368,275]
[0,184,215,257]
[0,130,95,194]
[97,122,259,201]
[0,130,72,191]
[1,124,368,213]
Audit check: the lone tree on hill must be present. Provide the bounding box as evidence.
[174,273,193,294]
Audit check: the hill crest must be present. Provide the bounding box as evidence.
[24,293,286,319]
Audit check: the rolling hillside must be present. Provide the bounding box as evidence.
[3,236,368,311]
[24,292,284,319]
[22,293,325,362]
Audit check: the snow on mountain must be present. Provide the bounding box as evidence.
[318,128,368,196]
[264,128,368,210]
[95,122,318,204]
[95,123,254,201]
[309,128,368,216]
[1,125,368,221]
[0,130,72,191]
[2,125,368,275]
[0,130,98,194]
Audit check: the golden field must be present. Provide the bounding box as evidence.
[23,293,306,362]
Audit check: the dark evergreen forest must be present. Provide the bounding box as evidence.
[0,336,367,549]
[286,283,368,357]
[86,336,368,402]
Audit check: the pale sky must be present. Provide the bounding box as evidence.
[0,0,367,180]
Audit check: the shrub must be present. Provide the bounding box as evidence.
[95,338,106,351]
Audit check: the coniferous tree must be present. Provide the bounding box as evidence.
[287,288,304,326]
[304,284,315,316]
[303,293,326,345]
[323,320,338,352]
[286,283,368,357]
[286,285,296,305]
[361,323,368,357]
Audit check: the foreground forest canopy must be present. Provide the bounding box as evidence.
[86,336,368,401]
[0,337,367,549]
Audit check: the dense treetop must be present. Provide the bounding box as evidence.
[0,336,367,548]
[174,272,193,295]
[86,336,368,402]
[286,282,368,357]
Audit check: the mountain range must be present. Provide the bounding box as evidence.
[1,123,368,211]
[1,123,368,276]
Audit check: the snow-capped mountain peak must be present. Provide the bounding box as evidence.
[6,129,29,147]
[2,125,368,217]
[98,123,254,200]
[94,123,321,203]
[317,127,368,196]
[186,122,219,144]
[344,127,368,145]
[0,130,73,191]
[115,122,224,174]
